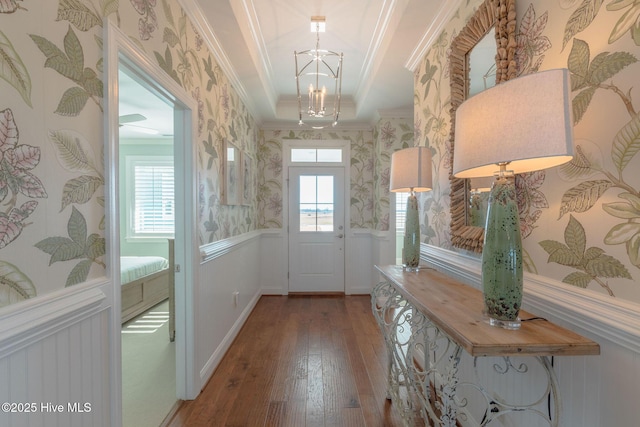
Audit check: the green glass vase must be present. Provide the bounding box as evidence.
[482,174,523,330]
[403,194,420,270]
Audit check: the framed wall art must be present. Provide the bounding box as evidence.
[241,153,253,206]
[223,140,241,205]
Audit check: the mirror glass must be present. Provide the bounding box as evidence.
[468,28,497,98]
[465,28,497,227]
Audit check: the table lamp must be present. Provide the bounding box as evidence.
[390,146,433,271]
[452,68,574,329]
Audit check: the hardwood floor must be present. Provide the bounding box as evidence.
[166,295,406,426]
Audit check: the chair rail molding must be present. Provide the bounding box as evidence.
[0,281,107,359]
[200,229,262,262]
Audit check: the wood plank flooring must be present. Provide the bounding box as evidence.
[166,295,406,426]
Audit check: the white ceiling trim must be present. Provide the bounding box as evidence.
[404,0,463,72]
[179,0,260,121]
[354,0,404,105]
[260,121,374,131]
[231,0,278,112]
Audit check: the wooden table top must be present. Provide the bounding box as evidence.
[375,264,600,357]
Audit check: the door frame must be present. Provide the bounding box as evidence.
[104,22,200,424]
[283,140,350,294]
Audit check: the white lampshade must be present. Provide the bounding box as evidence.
[452,68,574,178]
[390,146,433,192]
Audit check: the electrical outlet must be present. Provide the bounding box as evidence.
[233,291,239,307]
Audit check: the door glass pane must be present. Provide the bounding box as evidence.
[299,175,317,203]
[291,148,342,163]
[317,149,342,162]
[291,148,317,162]
[317,176,333,203]
[299,175,334,232]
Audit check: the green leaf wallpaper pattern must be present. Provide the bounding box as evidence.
[30,25,103,115]
[568,38,637,123]
[56,0,102,31]
[0,0,25,13]
[562,0,604,50]
[0,30,32,107]
[540,215,631,296]
[35,206,105,287]
[607,0,640,45]
[411,0,640,299]
[48,129,103,212]
[0,260,36,307]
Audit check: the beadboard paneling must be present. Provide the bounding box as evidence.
[0,284,110,427]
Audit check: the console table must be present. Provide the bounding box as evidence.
[372,265,600,427]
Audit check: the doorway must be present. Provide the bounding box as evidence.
[118,65,177,427]
[285,143,348,293]
[105,22,199,426]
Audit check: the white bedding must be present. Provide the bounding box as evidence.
[120,256,169,284]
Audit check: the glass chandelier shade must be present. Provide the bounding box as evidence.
[453,68,574,329]
[294,17,343,128]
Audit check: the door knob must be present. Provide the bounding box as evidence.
[336,233,344,238]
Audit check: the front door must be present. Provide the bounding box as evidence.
[288,166,345,292]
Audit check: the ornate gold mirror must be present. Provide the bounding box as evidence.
[449,0,517,252]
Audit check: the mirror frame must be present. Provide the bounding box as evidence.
[449,0,517,252]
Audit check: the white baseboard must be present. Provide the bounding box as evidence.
[199,288,261,386]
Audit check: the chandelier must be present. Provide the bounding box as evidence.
[294,16,343,128]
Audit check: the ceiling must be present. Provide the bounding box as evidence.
[119,0,456,138]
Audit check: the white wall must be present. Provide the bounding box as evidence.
[197,231,263,388]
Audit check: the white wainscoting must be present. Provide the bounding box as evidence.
[259,229,287,295]
[197,231,262,389]
[420,244,640,427]
[0,282,111,427]
[346,230,375,295]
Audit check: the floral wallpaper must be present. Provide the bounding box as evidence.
[257,118,412,232]
[0,0,257,307]
[415,0,640,303]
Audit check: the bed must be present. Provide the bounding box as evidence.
[121,240,175,340]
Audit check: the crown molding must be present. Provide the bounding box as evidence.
[354,0,403,101]
[373,107,414,123]
[230,0,278,112]
[259,121,374,131]
[179,0,260,122]
[404,0,464,72]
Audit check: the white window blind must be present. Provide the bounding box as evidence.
[131,159,174,236]
[395,192,409,231]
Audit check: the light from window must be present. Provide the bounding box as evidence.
[291,148,342,163]
[131,159,174,236]
[395,192,410,231]
[299,175,334,232]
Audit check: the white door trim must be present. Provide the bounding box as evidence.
[283,140,351,294]
[104,21,200,425]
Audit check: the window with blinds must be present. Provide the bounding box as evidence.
[395,192,410,231]
[127,157,175,237]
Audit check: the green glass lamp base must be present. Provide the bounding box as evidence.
[402,193,421,270]
[482,174,523,330]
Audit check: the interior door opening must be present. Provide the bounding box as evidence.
[118,63,178,427]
